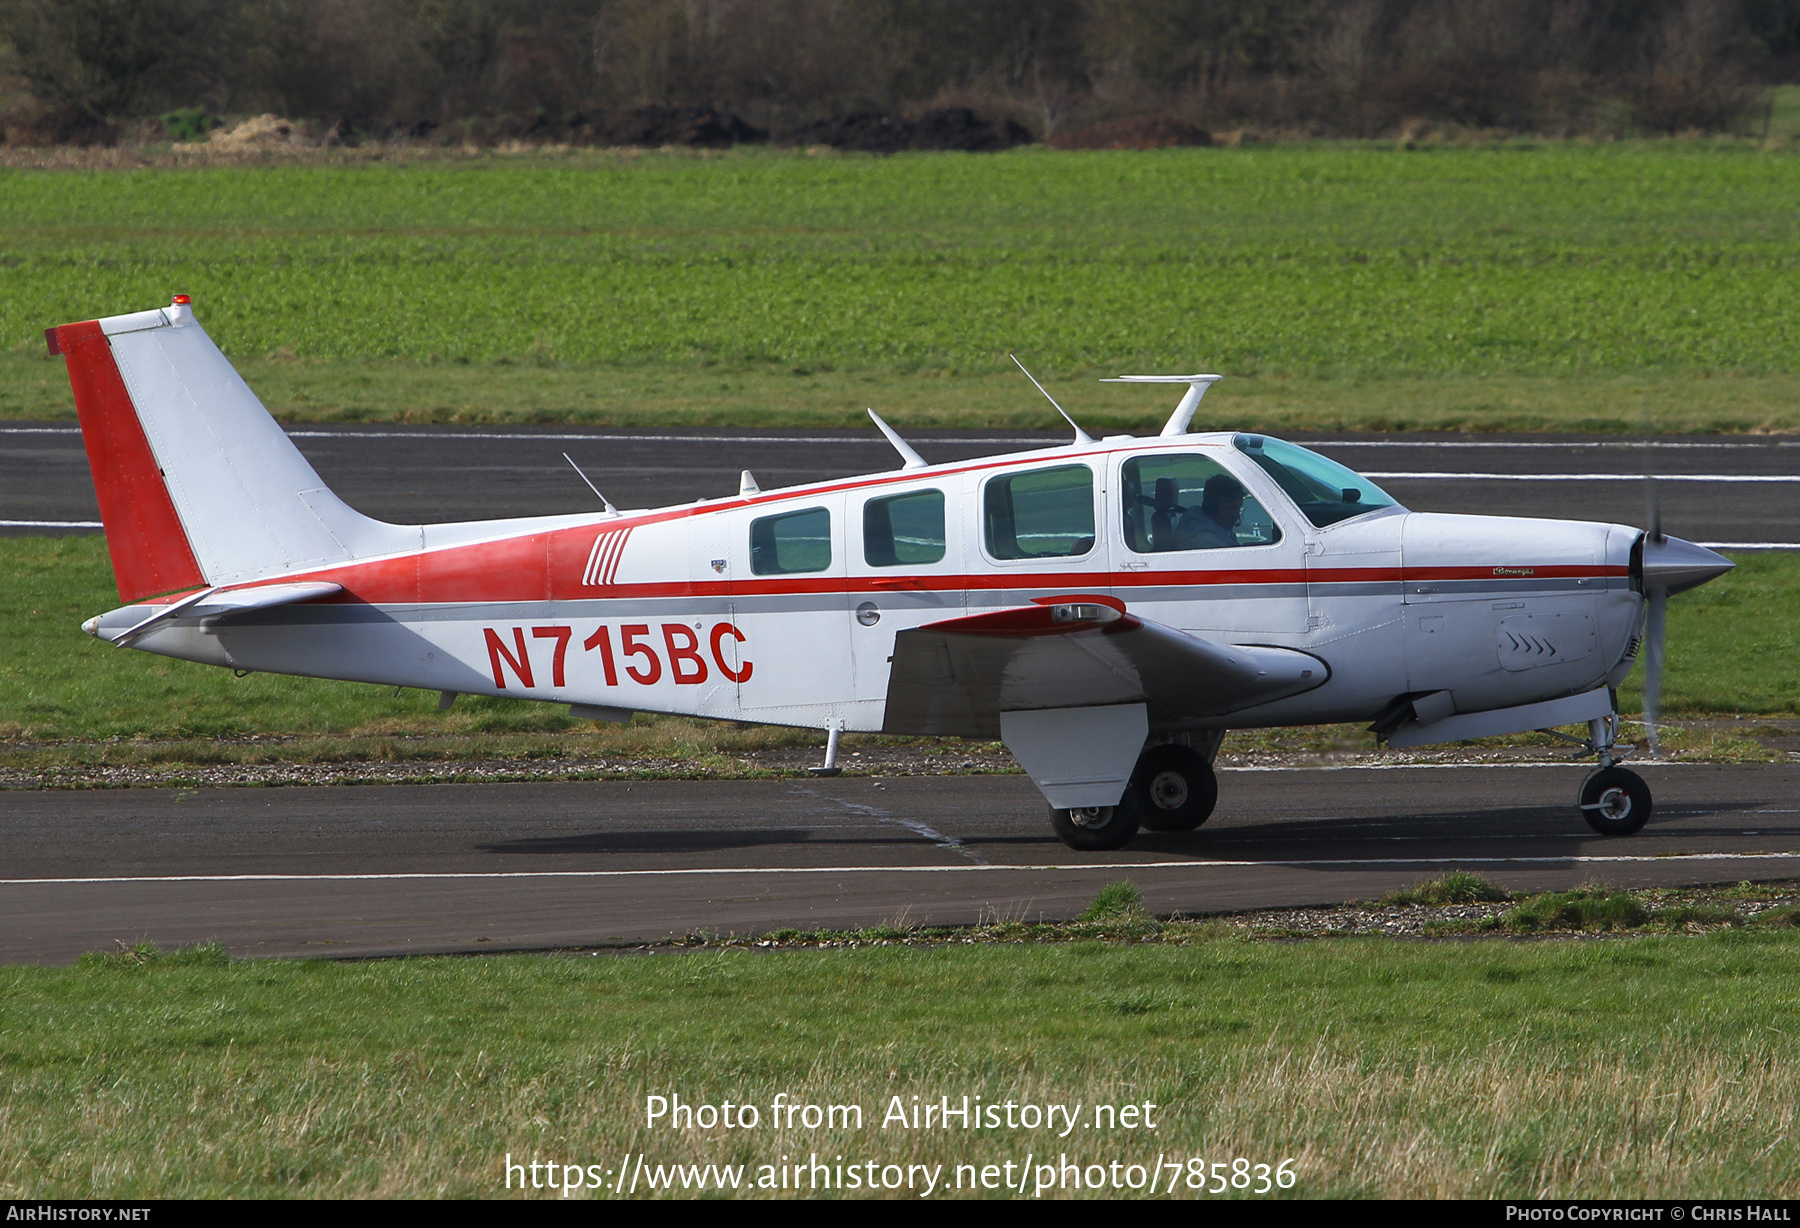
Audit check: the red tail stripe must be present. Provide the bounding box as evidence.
[56,321,205,603]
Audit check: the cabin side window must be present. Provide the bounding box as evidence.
[1121,454,1283,553]
[863,489,946,567]
[983,464,1095,560]
[750,507,832,575]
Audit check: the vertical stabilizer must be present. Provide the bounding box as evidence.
[49,297,417,602]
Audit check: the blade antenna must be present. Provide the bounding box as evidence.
[1010,354,1093,444]
[1100,374,1225,436]
[867,409,928,470]
[562,453,617,514]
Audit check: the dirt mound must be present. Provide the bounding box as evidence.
[785,111,913,152]
[785,107,1032,153]
[909,107,1032,151]
[607,106,767,147]
[202,115,320,150]
[1050,114,1212,150]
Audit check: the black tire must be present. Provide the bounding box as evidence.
[1132,744,1219,832]
[1579,766,1653,836]
[1048,797,1142,851]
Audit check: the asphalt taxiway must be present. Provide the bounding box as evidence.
[4,424,1797,547]
[3,763,1795,964]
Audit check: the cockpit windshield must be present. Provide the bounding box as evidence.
[1232,434,1400,527]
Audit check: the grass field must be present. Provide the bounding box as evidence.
[1,537,1792,752]
[5,144,1800,433]
[4,924,1800,1198]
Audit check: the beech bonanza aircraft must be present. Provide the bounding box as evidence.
[49,297,1734,850]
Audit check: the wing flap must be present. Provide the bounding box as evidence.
[882,600,1328,738]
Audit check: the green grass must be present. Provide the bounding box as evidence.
[9,353,1800,435]
[7,145,1800,432]
[5,932,1800,1197]
[2,538,1793,743]
[1616,551,1800,717]
[1079,880,1148,922]
[1502,886,1651,932]
[1392,882,1800,935]
[1382,871,1509,906]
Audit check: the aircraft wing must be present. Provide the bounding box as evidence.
[881,598,1327,738]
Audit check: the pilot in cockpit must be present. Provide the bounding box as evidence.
[1174,474,1247,550]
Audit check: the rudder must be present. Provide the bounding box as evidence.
[51,316,205,603]
[49,296,416,603]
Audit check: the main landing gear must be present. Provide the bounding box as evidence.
[1559,710,1653,836]
[1048,737,1221,851]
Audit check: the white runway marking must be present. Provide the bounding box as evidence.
[8,851,1798,886]
[1696,542,1800,550]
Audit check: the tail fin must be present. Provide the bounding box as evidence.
[49,297,415,603]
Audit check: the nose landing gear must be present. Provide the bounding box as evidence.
[1568,710,1653,836]
[1579,766,1653,835]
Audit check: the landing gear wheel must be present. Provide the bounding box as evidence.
[1579,766,1652,836]
[1132,744,1219,832]
[1048,798,1142,851]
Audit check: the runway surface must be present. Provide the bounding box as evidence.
[4,423,1796,547]
[3,763,1796,964]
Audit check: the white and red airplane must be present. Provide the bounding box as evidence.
[49,297,1733,850]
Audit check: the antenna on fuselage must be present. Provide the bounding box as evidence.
[1010,354,1094,444]
[562,453,617,514]
[1100,374,1225,437]
[867,408,928,470]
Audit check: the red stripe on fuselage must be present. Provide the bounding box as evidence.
[248,517,1625,608]
[56,320,206,603]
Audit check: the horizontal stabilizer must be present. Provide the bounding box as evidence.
[92,581,343,647]
[883,598,1327,738]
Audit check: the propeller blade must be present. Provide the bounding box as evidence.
[1643,474,1663,543]
[1641,586,1667,759]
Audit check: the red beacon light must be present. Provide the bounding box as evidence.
[168,293,195,325]
[171,294,192,305]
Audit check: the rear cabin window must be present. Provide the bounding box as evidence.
[864,489,946,567]
[750,507,831,575]
[1121,454,1283,552]
[983,465,1095,560]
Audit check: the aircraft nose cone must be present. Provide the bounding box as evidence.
[1641,534,1734,595]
